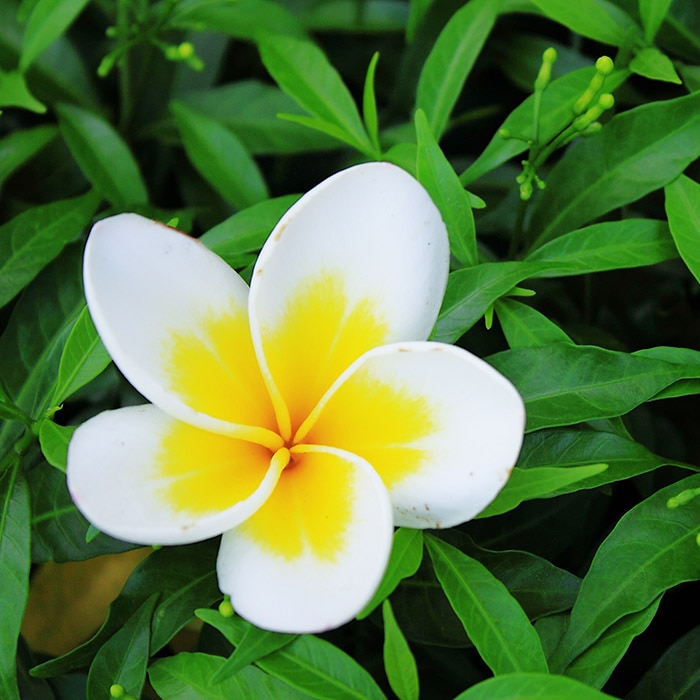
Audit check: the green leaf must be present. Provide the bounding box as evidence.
[416,0,499,139]
[29,460,135,563]
[37,420,75,471]
[51,304,110,405]
[529,90,700,247]
[32,542,220,676]
[563,596,661,688]
[453,672,617,699]
[551,473,700,671]
[0,69,45,112]
[20,0,91,70]
[461,67,629,185]
[529,0,638,45]
[56,103,148,209]
[358,528,424,619]
[496,299,572,348]
[0,468,30,700]
[171,0,305,40]
[524,219,677,276]
[425,535,548,675]
[197,609,388,700]
[477,463,608,518]
[212,626,296,684]
[257,35,375,157]
[515,428,690,496]
[639,0,673,42]
[488,343,700,432]
[665,174,700,284]
[630,46,681,83]
[382,600,419,700]
[171,101,268,209]
[150,652,311,699]
[362,51,381,154]
[415,109,477,266]
[86,594,158,699]
[0,124,57,190]
[628,623,700,699]
[0,190,99,310]
[200,195,299,267]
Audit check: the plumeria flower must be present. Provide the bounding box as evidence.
[67,162,525,634]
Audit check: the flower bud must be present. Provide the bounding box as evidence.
[534,47,557,92]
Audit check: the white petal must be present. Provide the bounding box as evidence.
[67,405,284,545]
[217,445,393,633]
[300,342,525,528]
[84,213,278,443]
[249,162,450,437]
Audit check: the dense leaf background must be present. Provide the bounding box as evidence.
[1,0,700,698]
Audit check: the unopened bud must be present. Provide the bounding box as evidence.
[534,47,557,91]
[219,595,234,618]
[595,55,614,76]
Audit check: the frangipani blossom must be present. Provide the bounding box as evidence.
[67,162,525,633]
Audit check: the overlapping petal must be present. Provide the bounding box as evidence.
[84,214,279,444]
[67,405,285,545]
[300,342,525,528]
[249,162,450,436]
[216,445,393,633]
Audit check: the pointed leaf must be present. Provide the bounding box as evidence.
[57,103,148,208]
[0,69,45,112]
[416,0,499,139]
[38,421,76,472]
[453,672,618,699]
[551,474,700,670]
[630,47,681,83]
[639,0,673,42]
[665,174,700,284]
[382,600,419,700]
[415,109,477,266]
[496,299,572,348]
[171,101,268,209]
[426,535,548,675]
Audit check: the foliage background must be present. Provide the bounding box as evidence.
[1,0,700,698]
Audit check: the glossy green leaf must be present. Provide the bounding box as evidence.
[515,428,690,495]
[415,109,477,266]
[257,35,375,157]
[86,594,157,700]
[200,195,299,268]
[488,343,700,432]
[30,460,134,563]
[212,626,295,683]
[630,46,681,83]
[32,542,220,676]
[171,101,268,209]
[461,67,629,185]
[0,69,44,112]
[453,672,617,699]
[197,609,388,700]
[496,299,572,348]
[639,0,673,42]
[57,103,148,208]
[0,190,99,310]
[416,0,499,139]
[0,125,56,190]
[37,420,75,472]
[477,463,608,518]
[170,0,304,40]
[359,528,424,619]
[426,535,548,674]
[529,0,637,45]
[150,652,311,699]
[51,304,110,405]
[20,0,91,70]
[551,474,700,670]
[382,600,419,700]
[362,52,381,154]
[0,468,30,700]
[563,596,661,687]
[665,174,700,284]
[524,219,677,276]
[628,623,700,699]
[529,90,700,247]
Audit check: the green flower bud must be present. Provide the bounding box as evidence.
[219,595,234,618]
[534,47,557,91]
[498,128,511,139]
[595,55,614,76]
[178,42,195,59]
[110,685,125,699]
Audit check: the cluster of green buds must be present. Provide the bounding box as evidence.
[501,50,617,202]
